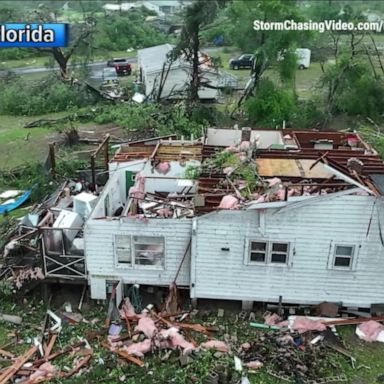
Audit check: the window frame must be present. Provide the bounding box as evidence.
[247,239,290,266]
[332,244,355,270]
[249,241,268,264]
[114,234,165,270]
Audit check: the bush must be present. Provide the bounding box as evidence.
[244,78,297,128]
[0,76,98,116]
[291,99,324,129]
[94,102,209,139]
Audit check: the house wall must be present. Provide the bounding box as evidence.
[143,67,218,99]
[85,217,192,299]
[191,196,384,307]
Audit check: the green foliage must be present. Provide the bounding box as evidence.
[292,99,324,129]
[337,74,384,118]
[359,125,384,159]
[184,165,201,180]
[245,78,297,128]
[0,76,97,116]
[95,10,168,51]
[94,102,209,139]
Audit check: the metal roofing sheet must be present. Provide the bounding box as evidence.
[370,174,384,194]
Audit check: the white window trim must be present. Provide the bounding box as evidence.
[246,239,290,266]
[330,243,358,271]
[114,234,165,270]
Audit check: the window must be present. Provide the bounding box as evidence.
[248,240,289,265]
[133,236,164,267]
[115,235,165,268]
[334,245,354,268]
[115,235,132,265]
[270,242,289,264]
[250,241,267,262]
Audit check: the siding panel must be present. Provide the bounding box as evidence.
[192,196,384,307]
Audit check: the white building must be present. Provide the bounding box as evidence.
[137,44,238,100]
[81,128,384,308]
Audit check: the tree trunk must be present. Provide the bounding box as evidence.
[190,26,200,102]
[51,48,69,78]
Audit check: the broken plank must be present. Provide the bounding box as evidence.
[0,345,37,384]
[63,355,92,378]
[323,315,384,326]
[101,342,144,367]
[44,334,58,359]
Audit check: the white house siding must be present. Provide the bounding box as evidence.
[144,68,218,99]
[191,196,384,307]
[86,218,192,299]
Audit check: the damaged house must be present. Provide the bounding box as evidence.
[137,44,238,100]
[80,128,384,308]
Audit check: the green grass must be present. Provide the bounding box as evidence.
[0,113,73,170]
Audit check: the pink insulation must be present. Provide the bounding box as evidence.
[120,297,137,318]
[156,162,171,174]
[29,362,57,381]
[356,320,384,342]
[219,195,239,209]
[135,316,157,338]
[224,145,239,153]
[289,316,326,334]
[264,313,282,326]
[239,141,250,151]
[157,208,173,218]
[200,340,229,353]
[124,339,152,357]
[223,166,235,175]
[236,153,248,162]
[266,177,282,187]
[245,361,264,369]
[253,195,266,204]
[158,327,196,355]
[129,173,145,200]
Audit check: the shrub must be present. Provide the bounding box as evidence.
[0,76,98,116]
[244,78,297,128]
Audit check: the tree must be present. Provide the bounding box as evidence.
[226,0,311,112]
[26,4,96,79]
[173,0,226,102]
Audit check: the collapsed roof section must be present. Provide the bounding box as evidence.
[94,128,384,219]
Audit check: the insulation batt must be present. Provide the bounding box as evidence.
[287,316,327,333]
[135,316,157,338]
[266,177,282,187]
[123,339,152,357]
[239,141,250,151]
[119,297,137,318]
[29,362,57,380]
[156,162,171,174]
[158,327,195,355]
[356,320,384,342]
[157,208,173,218]
[224,145,239,153]
[264,313,282,326]
[200,340,229,353]
[129,173,145,200]
[245,361,264,369]
[223,166,235,175]
[219,195,239,209]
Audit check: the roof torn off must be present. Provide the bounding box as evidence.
[91,127,384,220]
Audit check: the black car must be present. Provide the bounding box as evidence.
[229,54,255,70]
[107,58,132,76]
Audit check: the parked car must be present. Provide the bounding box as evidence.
[107,58,132,76]
[229,54,255,70]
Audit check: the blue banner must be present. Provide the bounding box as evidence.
[0,23,68,47]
